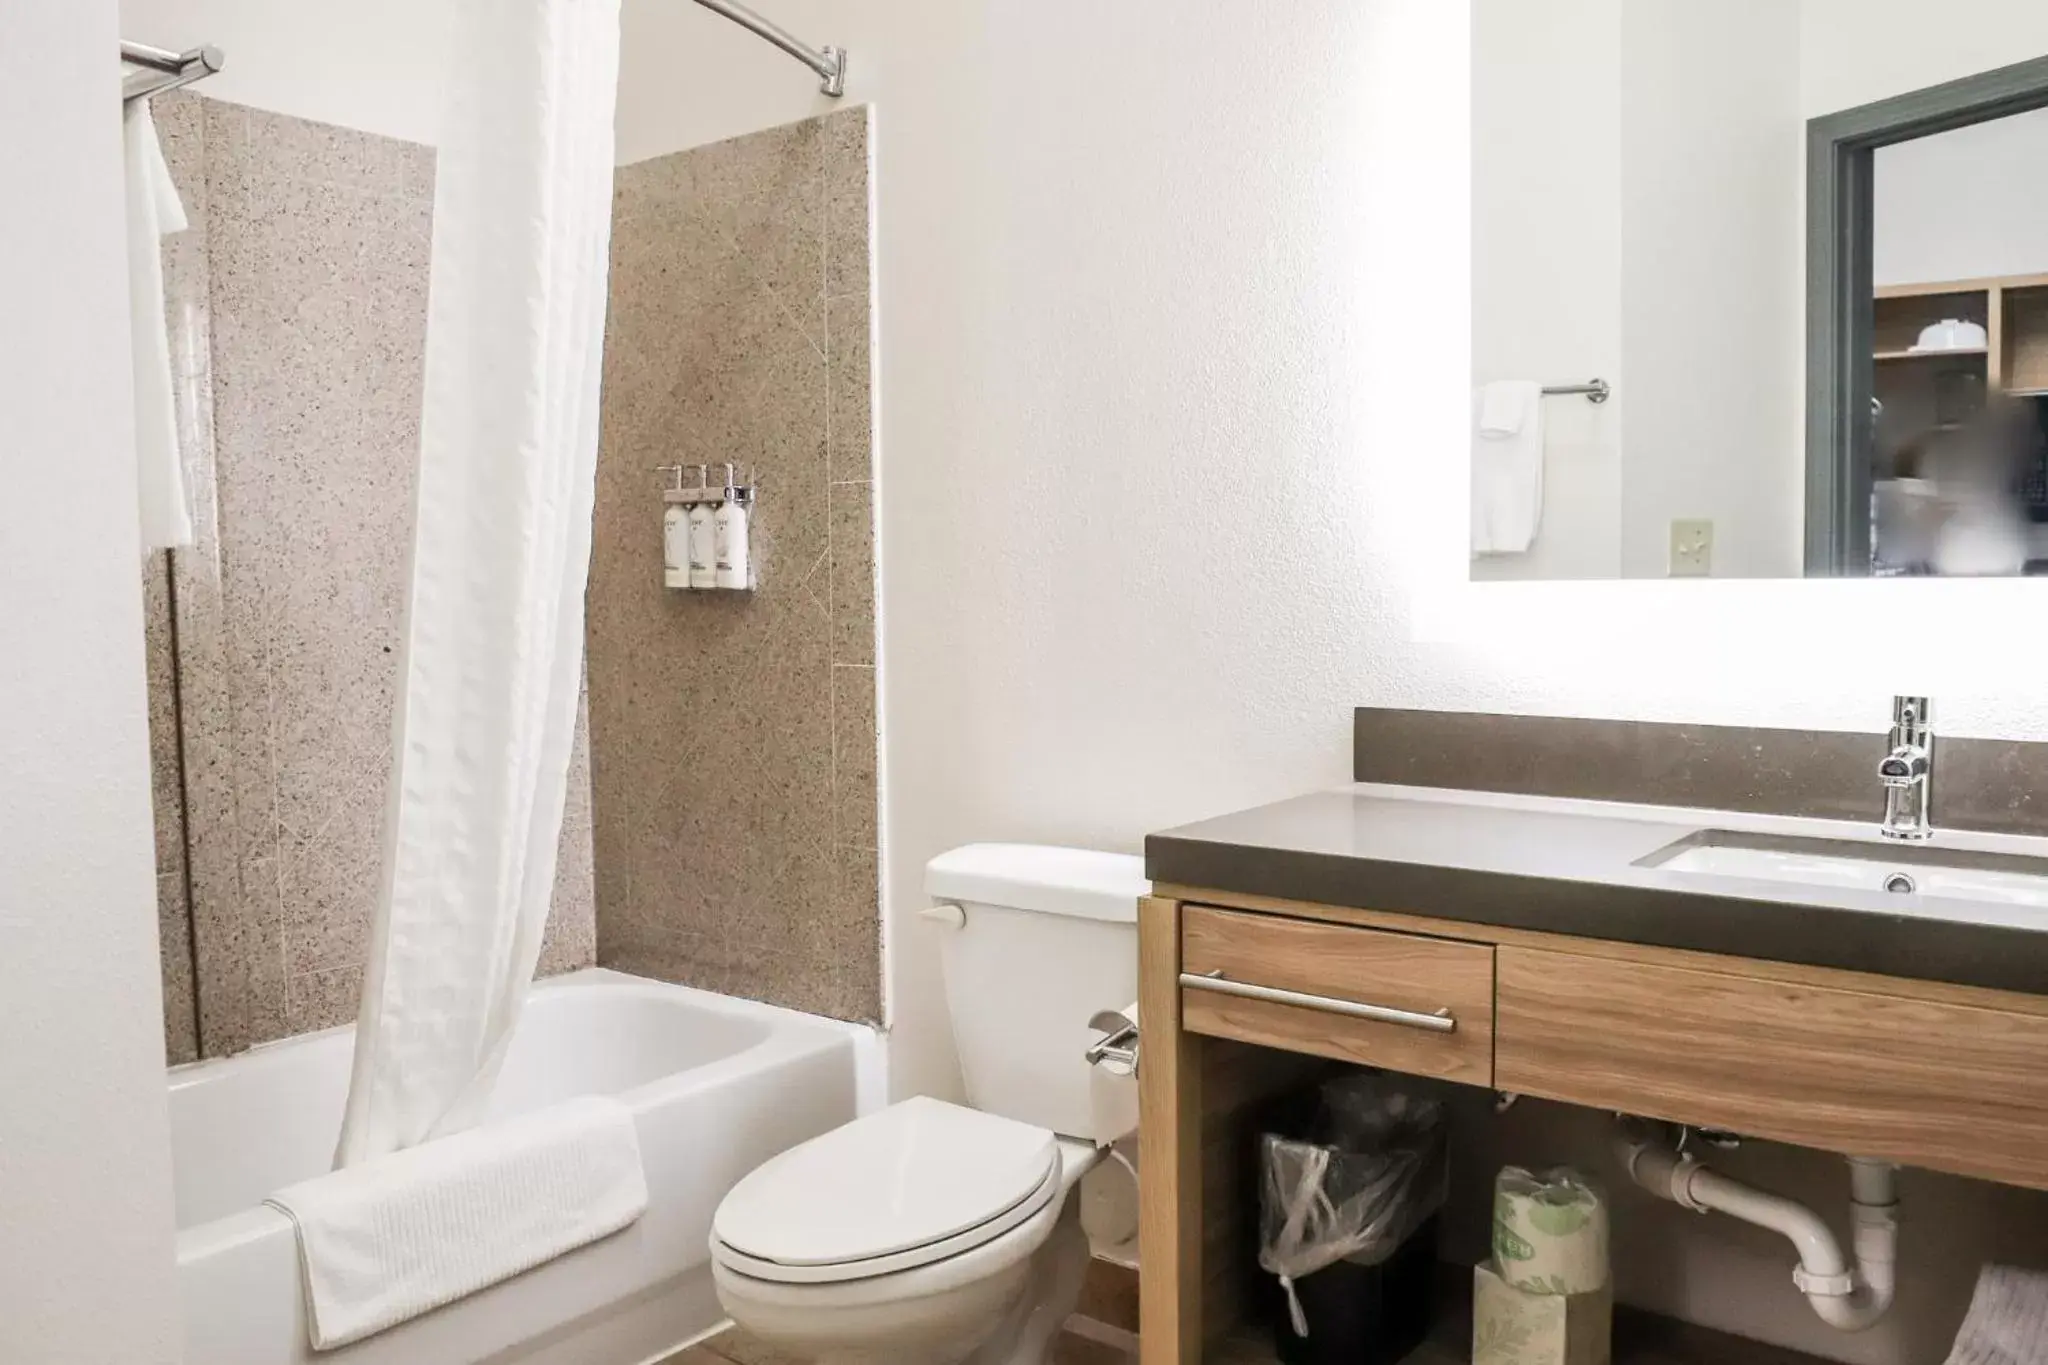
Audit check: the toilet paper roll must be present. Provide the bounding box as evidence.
[1492,1167,1609,1296]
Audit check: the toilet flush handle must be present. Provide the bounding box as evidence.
[920,902,966,929]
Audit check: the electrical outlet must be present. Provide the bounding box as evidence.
[1669,520,1714,577]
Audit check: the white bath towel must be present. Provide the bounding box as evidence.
[1472,380,1545,556]
[266,1096,648,1351]
[124,99,194,551]
[1946,1264,2048,1365]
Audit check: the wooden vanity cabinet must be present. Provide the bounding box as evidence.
[1495,946,2048,1190]
[1139,889,2048,1365]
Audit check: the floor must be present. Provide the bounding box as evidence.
[664,1326,1137,1365]
[666,1282,1832,1365]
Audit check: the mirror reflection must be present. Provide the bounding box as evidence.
[1471,4,2048,580]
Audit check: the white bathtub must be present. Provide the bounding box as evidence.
[173,968,879,1365]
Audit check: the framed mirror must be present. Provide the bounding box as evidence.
[1471,4,2048,581]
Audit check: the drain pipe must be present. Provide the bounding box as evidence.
[1617,1125,1897,1332]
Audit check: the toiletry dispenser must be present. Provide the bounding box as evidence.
[686,464,716,590]
[714,463,754,591]
[658,466,689,589]
[660,464,756,593]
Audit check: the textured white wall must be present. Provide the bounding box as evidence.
[0,4,183,1360]
[1876,105,2048,287]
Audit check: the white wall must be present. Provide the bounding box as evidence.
[118,0,452,145]
[1617,0,1803,579]
[1876,105,2048,286]
[0,5,184,1361]
[1471,0,1624,582]
[1801,0,2048,118]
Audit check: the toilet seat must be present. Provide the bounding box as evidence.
[711,1097,1062,1286]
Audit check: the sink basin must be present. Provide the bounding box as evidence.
[1639,831,2048,910]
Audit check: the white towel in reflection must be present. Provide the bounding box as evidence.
[265,1096,648,1350]
[1472,380,1544,555]
[124,99,193,551]
[1945,1264,2048,1365]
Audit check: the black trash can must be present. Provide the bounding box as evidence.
[1256,1075,1448,1365]
[1270,1213,1440,1365]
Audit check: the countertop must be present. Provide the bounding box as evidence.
[1145,784,2048,997]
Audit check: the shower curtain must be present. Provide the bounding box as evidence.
[336,0,621,1166]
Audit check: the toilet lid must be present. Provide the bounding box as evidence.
[712,1097,1060,1280]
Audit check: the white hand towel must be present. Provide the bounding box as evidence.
[124,99,194,551]
[1472,381,1545,556]
[265,1096,648,1351]
[1945,1264,2048,1365]
[1478,380,1534,437]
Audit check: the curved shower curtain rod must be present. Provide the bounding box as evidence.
[121,5,841,108]
[690,0,846,96]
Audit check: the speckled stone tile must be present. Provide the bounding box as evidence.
[824,105,871,303]
[826,290,872,484]
[829,481,874,666]
[592,115,876,1022]
[286,964,363,1037]
[539,695,600,978]
[163,98,594,1057]
[157,871,199,1066]
[832,665,877,849]
[232,101,419,195]
[814,842,882,1023]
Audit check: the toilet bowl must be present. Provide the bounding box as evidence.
[708,845,1148,1365]
[709,1101,1101,1365]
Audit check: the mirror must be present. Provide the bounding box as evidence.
[1471,4,2048,580]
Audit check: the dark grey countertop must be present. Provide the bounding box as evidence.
[1145,784,2048,997]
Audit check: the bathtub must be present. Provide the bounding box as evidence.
[174,968,879,1365]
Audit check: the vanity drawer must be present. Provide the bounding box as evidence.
[1180,906,1495,1085]
[1496,947,2048,1191]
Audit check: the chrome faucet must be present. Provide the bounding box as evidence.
[1878,696,1934,841]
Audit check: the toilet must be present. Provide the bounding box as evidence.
[708,844,1148,1365]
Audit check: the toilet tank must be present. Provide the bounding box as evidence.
[925,845,1149,1141]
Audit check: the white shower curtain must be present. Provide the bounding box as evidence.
[336,0,621,1166]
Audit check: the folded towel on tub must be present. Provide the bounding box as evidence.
[266,1096,648,1350]
[1946,1265,2048,1365]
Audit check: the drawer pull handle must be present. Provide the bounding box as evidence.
[1180,970,1457,1034]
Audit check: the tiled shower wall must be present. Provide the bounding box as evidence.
[143,94,596,1062]
[589,108,882,1023]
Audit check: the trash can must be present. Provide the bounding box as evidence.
[1257,1074,1449,1365]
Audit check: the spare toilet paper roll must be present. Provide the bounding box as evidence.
[1492,1167,1610,1295]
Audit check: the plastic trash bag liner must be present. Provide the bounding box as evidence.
[1258,1075,1448,1337]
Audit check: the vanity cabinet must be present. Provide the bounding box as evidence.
[1496,946,2048,1190]
[1138,890,2048,1365]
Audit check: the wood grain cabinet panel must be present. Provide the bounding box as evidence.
[1180,906,1495,1086]
[1496,946,2048,1191]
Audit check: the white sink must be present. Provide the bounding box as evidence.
[1642,833,2048,910]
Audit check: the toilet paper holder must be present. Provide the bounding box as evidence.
[1086,1008,1140,1077]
